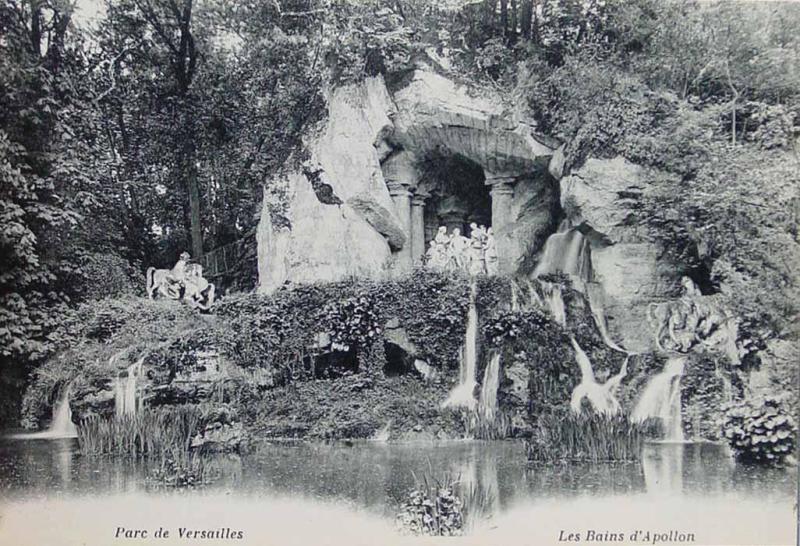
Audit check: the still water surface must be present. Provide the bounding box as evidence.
[0,438,796,545]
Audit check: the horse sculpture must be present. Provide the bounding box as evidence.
[145,252,215,310]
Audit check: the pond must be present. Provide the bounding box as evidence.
[0,438,796,545]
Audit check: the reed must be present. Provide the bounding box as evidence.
[469,409,511,440]
[77,406,202,463]
[526,412,654,463]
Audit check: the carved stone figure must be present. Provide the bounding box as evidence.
[145,252,215,310]
[447,228,469,271]
[468,223,487,276]
[183,263,216,311]
[426,226,450,269]
[426,224,498,277]
[647,278,739,363]
[484,228,498,276]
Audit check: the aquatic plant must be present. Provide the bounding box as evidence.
[468,407,511,440]
[77,406,202,460]
[396,472,464,536]
[149,456,204,488]
[722,396,796,466]
[526,412,651,463]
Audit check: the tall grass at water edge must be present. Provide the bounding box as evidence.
[78,407,207,486]
[526,413,659,464]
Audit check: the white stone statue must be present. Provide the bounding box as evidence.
[426,226,450,269]
[425,224,498,277]
[484,228,498,276]
[183,263,216,311]
[447,228,469,271]
[468,223,487,276]
[146,252,215,310]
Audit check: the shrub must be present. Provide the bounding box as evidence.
[722,396,796,466]
[396,473,464,537]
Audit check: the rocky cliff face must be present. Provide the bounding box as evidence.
[257,77,400,293]
[556,157,685,352]
[255,68,695,354]
[256,67,557,292]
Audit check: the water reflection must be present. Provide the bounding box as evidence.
[0,438,795,512]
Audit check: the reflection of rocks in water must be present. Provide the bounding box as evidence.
[642,443,744,497]
[642,443,684,496]
[525,462,646,497]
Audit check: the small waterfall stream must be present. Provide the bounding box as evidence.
[583,281,628,353]
[569,338,626,416]
[632,358,686,441]
[115,359,144,417]
[372,421,392,442]
[478,353,501,423]
[539,281,566,327]
[9,385,77,439]
[49,387,78,438]
[533,221,591,279]
[442,283,479,410]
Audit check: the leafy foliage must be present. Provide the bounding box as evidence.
[396,473,464,537]
[722,396,796,466]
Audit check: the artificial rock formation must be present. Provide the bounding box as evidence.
[255,67,703,357]
[556,156,684,352]
[257,67,557,293]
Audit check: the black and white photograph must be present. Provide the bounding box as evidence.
[0,0,798,544]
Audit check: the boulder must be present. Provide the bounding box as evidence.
[390,69,554,177]
[560,156,648,243]
[346,194,407,250]
[505,176,560,273]
[560,156,685,352]
[257,76,400,294]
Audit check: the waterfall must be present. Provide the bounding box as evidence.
[442,283,479,410]
[510,281,519,312]
[540,281,566,327]
[9,385,77,439]
[583,282,628,353]
[478,353,501,423]
[372,421,392,442]
[49,386,78,438]
[569,338,627,416]
[115,359,144,417]
[632,358,686,441]
[533,222,591,280]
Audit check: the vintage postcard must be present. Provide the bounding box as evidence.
[0,1,797,545]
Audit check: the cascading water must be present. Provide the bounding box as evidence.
[442,284,479,410]
[632,358,686,441]
[372,421,392,442]
[582,281,628,353]
[9,385,77,439]
[569,338,627,416]
[49,386,78,438]
[533,221,591,279]
[539,281,566,327]
[478,353,501,423]
[115,359,144,417]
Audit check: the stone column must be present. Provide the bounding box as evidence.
[388,182,413,273]
[487,176,516,275]
[410,192,428,266]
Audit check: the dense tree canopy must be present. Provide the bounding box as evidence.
[1,0,798,423]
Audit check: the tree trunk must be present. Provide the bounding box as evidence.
[521,0,532,39]
[181,109,203,259]
[510,0,518,40]
[500,0,508,38]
